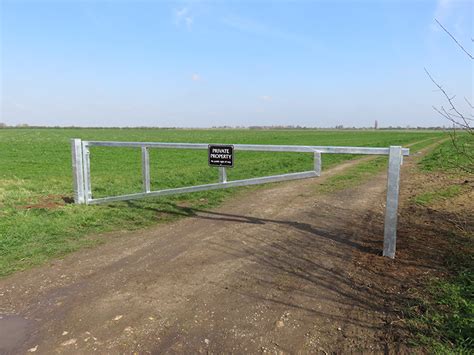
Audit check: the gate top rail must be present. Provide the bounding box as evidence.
[83,140,410,156]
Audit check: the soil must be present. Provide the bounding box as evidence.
[18,195,74,210]
[1,141,469,354]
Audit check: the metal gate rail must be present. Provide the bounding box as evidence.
[71,139,409,258]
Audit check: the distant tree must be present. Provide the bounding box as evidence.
[425,19,473,173]
[0,123,6,128]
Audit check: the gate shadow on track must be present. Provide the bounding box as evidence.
[124,200,419,349]
[125,201,381,255]
[125,201,410,307]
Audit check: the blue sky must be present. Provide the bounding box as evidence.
[1,0,472,127]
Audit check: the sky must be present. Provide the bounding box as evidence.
[0,0,472,128]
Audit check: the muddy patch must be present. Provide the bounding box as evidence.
[0,314,34,354]
[18,195,74,210]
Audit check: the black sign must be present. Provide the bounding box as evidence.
[208,145,234,167]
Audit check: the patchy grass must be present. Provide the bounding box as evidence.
[315,157,387,194]
[413,185,466,206]
[406,251,474,353]
[314,136,440,195]
[0,128,445,277]
[405,136,474,354]
[420,134,472,173]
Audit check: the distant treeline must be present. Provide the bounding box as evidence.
[0,123,449,130]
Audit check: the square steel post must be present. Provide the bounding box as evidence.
[383,146,403,258]
[313,151,322,176]
[219,167,227,183]
[141,146,151,193]
[82,141,92,204]
[71,139,85,204]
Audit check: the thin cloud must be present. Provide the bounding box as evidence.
[191,73,201,81]
[430,0,471,44]
[260,95,272,102]
[431,0,454,31]
[434,0,454,20]
[175,7,193,28]
[221,16,319,50]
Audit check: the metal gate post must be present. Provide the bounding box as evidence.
[141,147,151,193]
[219,167,227,183]
[383,146,403,258]
[82,141,92,204]
[71,139,85,204]
[313,151,322,176]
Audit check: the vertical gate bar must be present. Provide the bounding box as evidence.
[383,146,403,258]
[313,151,322,176]
[219,167,227,183]
[141,146,151,193]
[71,139,85,204]
[82,142,92,204]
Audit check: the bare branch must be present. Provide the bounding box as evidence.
[427,20,473,173]
[465,97,474,109]
[433,106,472,132]
[435,19,474,60]
[425,68,473,132]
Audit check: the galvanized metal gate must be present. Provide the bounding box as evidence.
[71,139,408,258]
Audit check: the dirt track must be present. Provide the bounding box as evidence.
[0,152,426,354]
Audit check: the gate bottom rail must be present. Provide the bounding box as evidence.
[88,170,318,205]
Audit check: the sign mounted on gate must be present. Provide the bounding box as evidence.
[208,144,234,167]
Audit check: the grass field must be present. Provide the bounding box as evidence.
[0,128,444,276]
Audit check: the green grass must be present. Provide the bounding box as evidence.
[314,135,441,195]
[407,253,474,353]
[420,133,473,173]
[413,185,465,206]
[315,157,388,194]
[407,135,473,353]
[0,128,444,276]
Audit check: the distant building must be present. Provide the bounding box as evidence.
[374,120,378,129]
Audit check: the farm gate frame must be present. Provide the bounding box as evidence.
[71,139,409,258]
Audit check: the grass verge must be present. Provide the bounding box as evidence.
[413,184,466,206]
[314,136,441,195]
[406,251,473,353]
[315,157,387,194]
[405,137,473,353]
[420,133,472,173]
